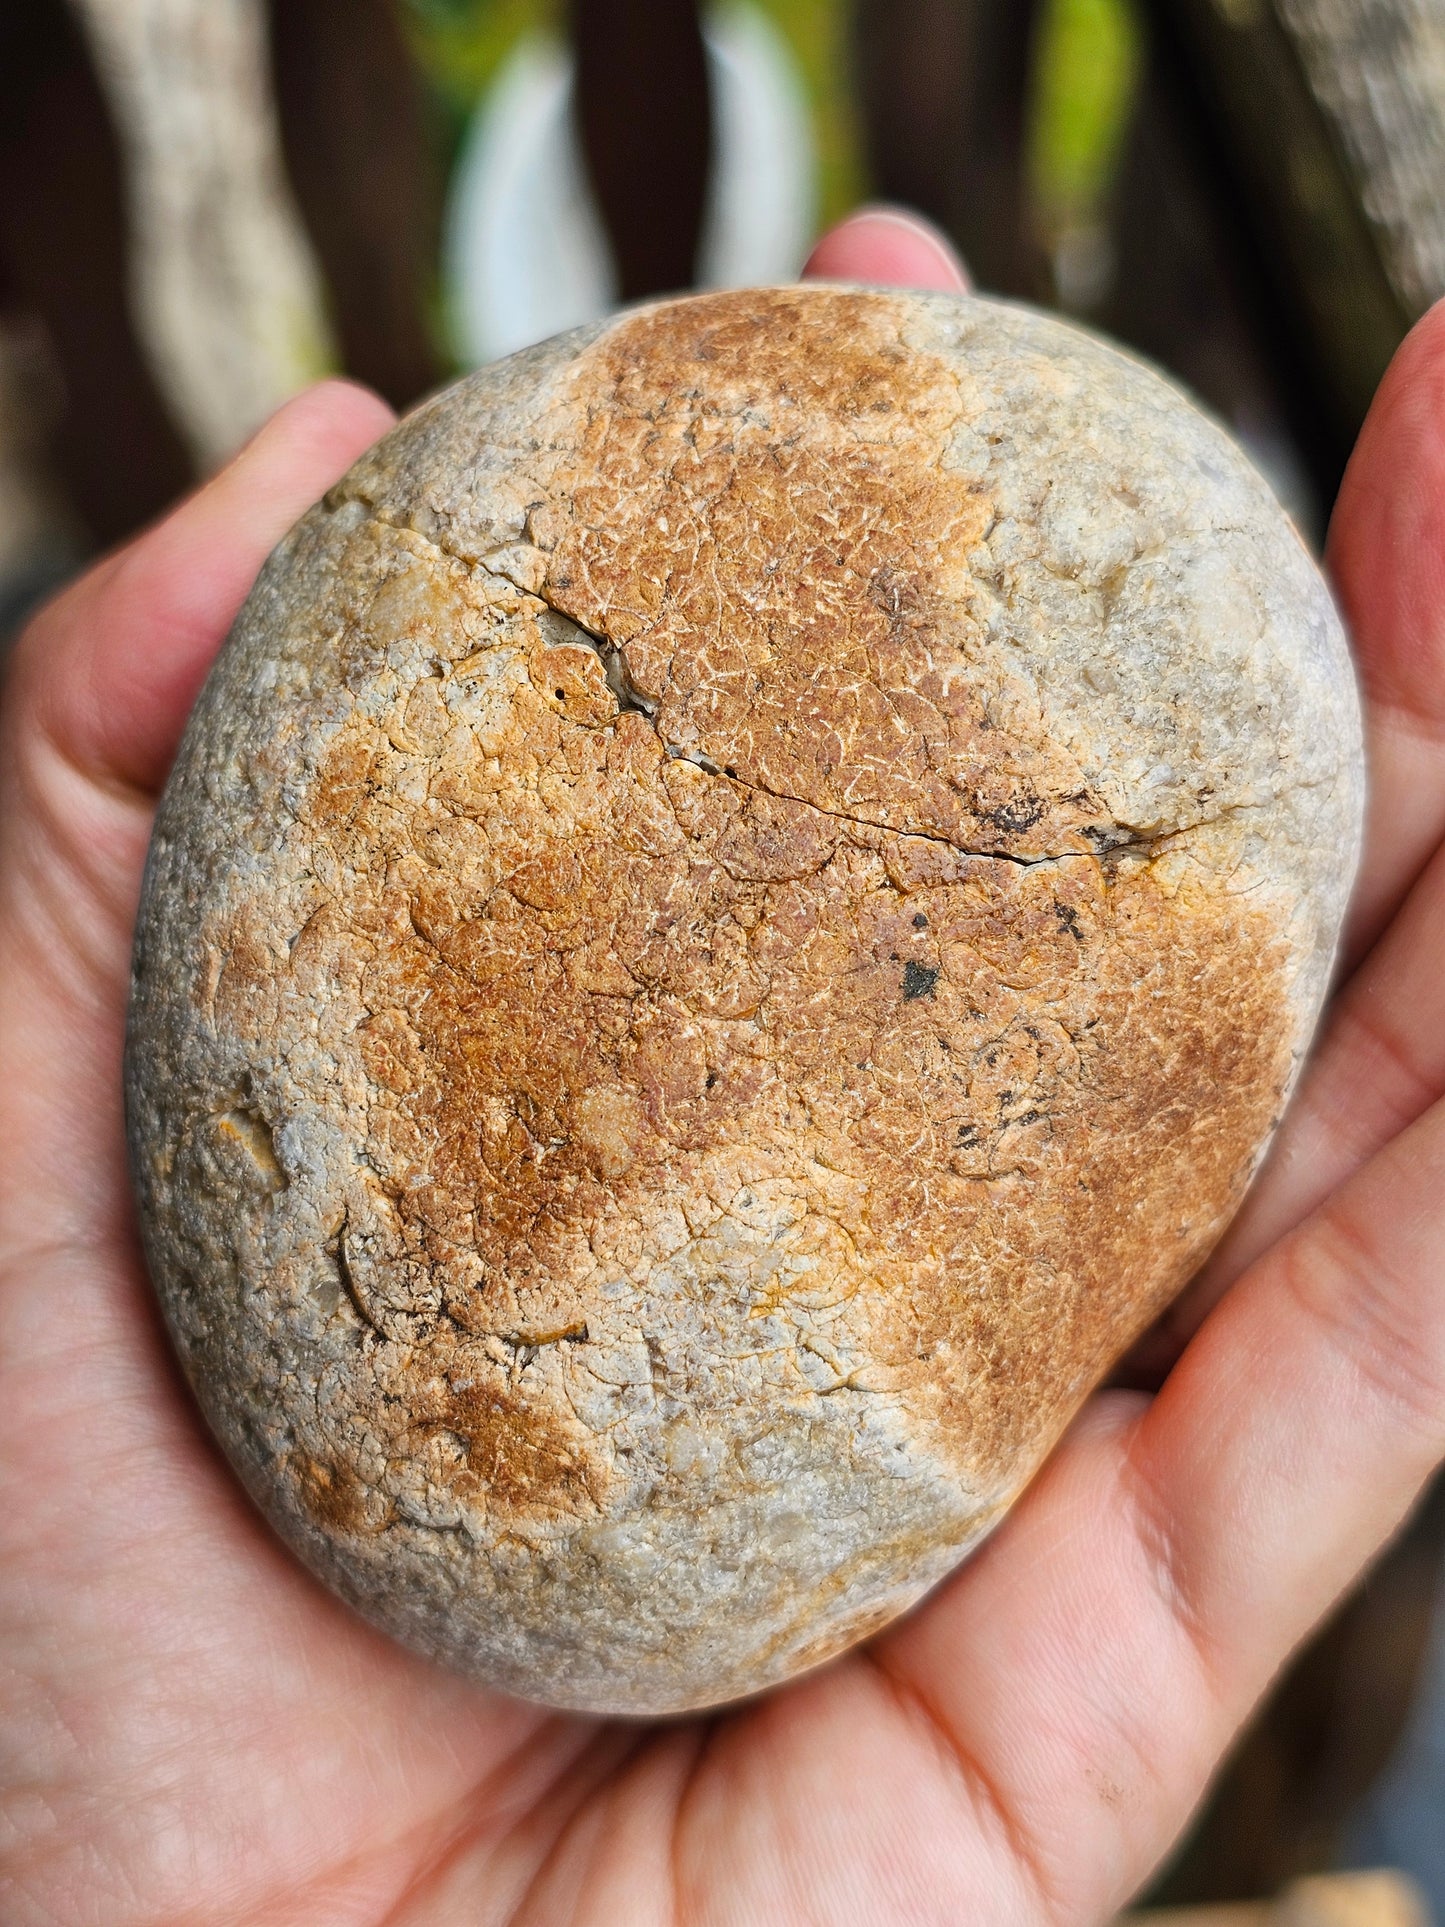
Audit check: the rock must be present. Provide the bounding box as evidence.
[125,286,1364,1714]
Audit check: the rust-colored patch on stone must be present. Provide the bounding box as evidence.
[298,681,1293,1495]
[296,1454,388,1536]
[855,860,1295,1481]
[423,1369,605,1517]
[543,287,1103,859]
[303,733,377,831]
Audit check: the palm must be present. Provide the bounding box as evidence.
[0,1243,1234,1924]
[8,229,1445,1927]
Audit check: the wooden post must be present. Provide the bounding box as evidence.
[0,0,193,542]
[853,0,1049,301]
[1148,0,1440,449]
[267,0,444,412]
[570,0,712,301]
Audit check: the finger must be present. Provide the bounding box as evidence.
[0,374,391,988]
[875,1086,1445,1917]
[802,204,971,294]
[1328,297,1445,961]
[0,381,392,1250]
[8,378,394,798]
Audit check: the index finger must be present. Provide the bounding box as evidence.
[1328,297,1445,961]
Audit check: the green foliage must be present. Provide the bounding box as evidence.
[399,0,558,157]
[1027,0,1142,234]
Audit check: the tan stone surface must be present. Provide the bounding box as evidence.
[126,287,1364,1713]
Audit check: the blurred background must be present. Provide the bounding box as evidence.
[4,1,1445,1913]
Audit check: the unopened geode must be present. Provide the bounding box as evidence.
[126,287,1364,1713]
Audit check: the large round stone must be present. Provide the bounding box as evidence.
[126,287,1364,1713]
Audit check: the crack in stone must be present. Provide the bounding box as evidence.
[529,588,1165,872]
[341,504,1229,872]
[331,1212,387,1339]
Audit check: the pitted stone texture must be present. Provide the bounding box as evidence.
[126,287,1363,1714]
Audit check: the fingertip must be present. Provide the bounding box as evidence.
[802,205,971,296]
[244,378,397,480]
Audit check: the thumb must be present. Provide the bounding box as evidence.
[7,379,395,798]
[0,380,392,1252]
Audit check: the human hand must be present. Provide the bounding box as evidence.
[4,208,1445,1925]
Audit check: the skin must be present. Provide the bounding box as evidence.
[3,208,1445,1924]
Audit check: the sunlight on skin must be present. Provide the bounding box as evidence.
[5,211,1445,1924]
